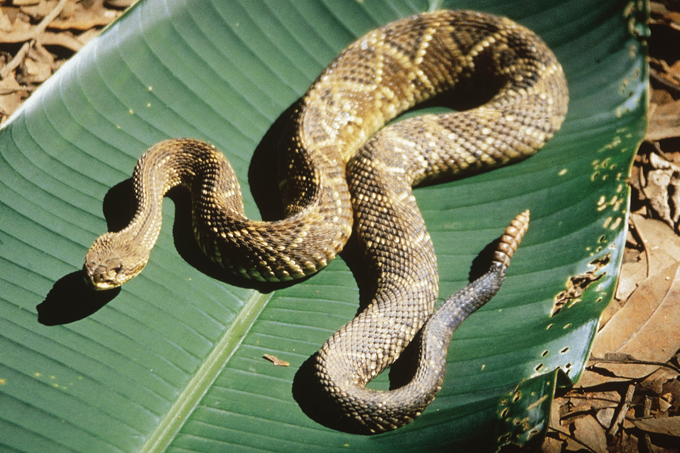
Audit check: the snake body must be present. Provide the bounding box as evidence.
[84,10,568,433]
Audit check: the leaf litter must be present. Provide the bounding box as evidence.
[2,0,679,451]
[0,0,132,123]
[546,2,680,451]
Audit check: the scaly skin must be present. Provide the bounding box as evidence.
[84,10,568,433]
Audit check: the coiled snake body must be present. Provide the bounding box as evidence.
[85,10,568,433]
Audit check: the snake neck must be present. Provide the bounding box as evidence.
[124,140,235,253]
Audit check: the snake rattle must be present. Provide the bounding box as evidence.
[84,10,567,433]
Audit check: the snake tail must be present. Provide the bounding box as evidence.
[316,210,530,433]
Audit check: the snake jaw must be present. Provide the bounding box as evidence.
[83,262,121,290]
[83,258,126,290]
[84,233,148,290]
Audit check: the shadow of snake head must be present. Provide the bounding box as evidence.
[84,231,150,290]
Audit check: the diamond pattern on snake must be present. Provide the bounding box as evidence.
[84,10,568,433]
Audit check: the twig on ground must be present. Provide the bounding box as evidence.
[607,384,636,438]
[0,41,31,80]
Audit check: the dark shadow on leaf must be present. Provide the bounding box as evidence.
[167,185,300,293]
[37,272,119,325]
[37,180,133,325]
[292,353,377,435]
[248,102,300,221]
[103,178,136,232]
[167,101,303,292]
[469,237,503,282]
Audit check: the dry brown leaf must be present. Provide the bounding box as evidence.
[616,256,647,301]
[22,57,51,83]
[566,390,621,412]
[609,215,680,328]
[659,393,673,412]
[595,407,615,429]
[670,60,680,80]
[0,75,24,120]
[39,30,84,52]
[262,354,290,367]
[20,0,60,21]
[632,214,680,275]
[572,415,608,453]
[647,99,680,141]
[12,0,41,6]
[631,416,680,437]
[639,367,680,395]
[578,368,629,388]
[643,153,680,229]
[106,0,137,7]
[542,435,565,453]
[644,168,675,226]
[664,378,680,408]
[590,261,680,379]
[595,407,616,429]
[0,8,13,32]
[48,5,120,30]
[651,88,675,105]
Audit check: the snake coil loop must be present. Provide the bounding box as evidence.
[85,10,567,433]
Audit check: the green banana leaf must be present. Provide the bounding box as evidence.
[0,0,648,451]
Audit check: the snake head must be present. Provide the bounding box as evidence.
[84,232,150,290]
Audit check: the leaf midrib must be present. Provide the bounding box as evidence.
[139,289,273,453]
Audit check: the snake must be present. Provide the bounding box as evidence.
[84,10,568,433]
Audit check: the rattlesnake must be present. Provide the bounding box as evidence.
[84,10,568,433]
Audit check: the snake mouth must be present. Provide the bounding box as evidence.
[82,264,122,291]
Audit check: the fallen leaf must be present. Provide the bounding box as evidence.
[20,0,59,20]
[651,89,674,105]
[622,409,636,430]
[644,168,675,226]
[616,431,640,453]
[106,0,138,7]
[12,0,41,6]
[572,415,608,453]
[585,216,680,386]
[263,354,290,367]
[646,98,680,141]
[39,31,84,52]
[595,407,615,429]
[590,261,680,379]
[541,435,564,453]
[659,393,673,412]
[639,367,679,395]
[664,378,680,408]
[0,8,13,32]
[566,390,621,411]
[23,57,51,83]
[0,75,24,122]
[48,4,121,30]
[630,214,680,276]
[615,256,647,302]
[642,153,680,229]
[631,416,680,437]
